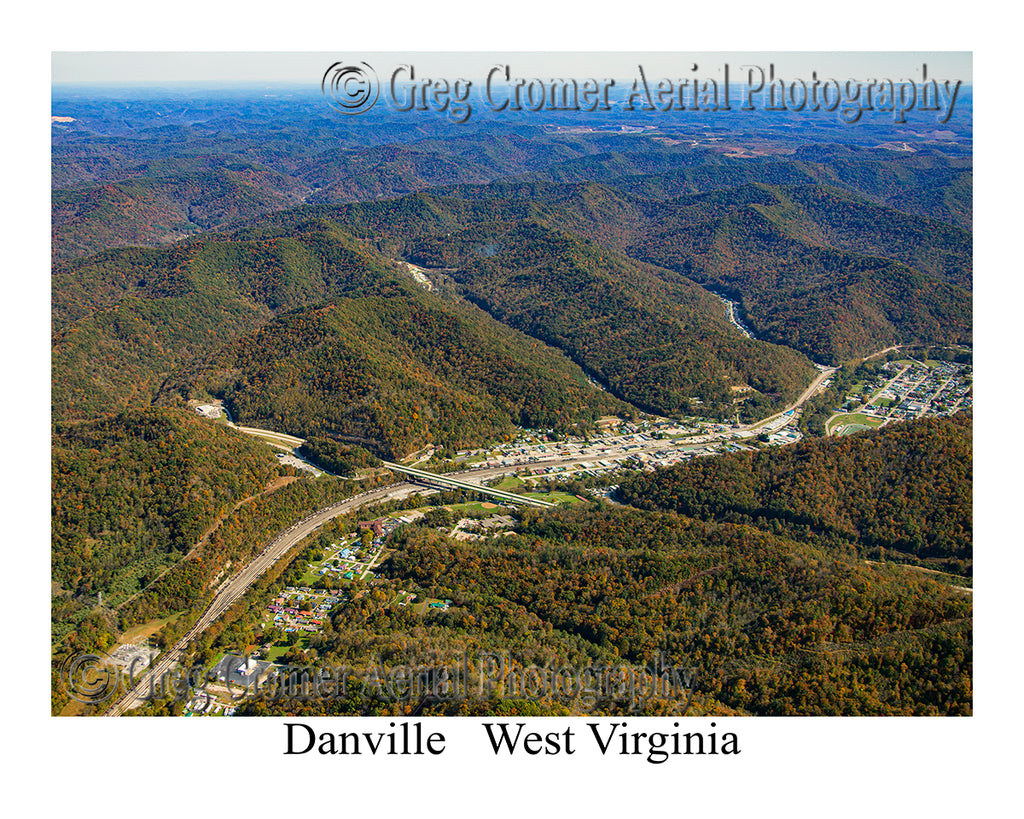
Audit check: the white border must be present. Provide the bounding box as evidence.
[15,2,1019,814]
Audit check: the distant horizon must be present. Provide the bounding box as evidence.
[52,51,973,86]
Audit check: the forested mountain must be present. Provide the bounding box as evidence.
[432,179,972,364]
[747,184,971,286]
[52,216,623,445]
[51,93,972,718]
[408,219,815,418]
[623,186,971,362]
[302,144,496,203]
[51,159,972,438]
[51,163,309,261]
[52,223,387,421]
[53,100,972,263]
[619,413,972,573]
[248,173,971,367]
[235,502,970,716]
[167,289,625,457]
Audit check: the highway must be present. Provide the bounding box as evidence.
[739,364,837,433]
[104,352,874,714]
[103,480,428,716]
[383,461,554,507]
[230,425,304,450]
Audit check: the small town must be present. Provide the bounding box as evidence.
[827,359,972,436]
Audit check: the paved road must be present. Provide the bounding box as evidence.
[825,364,909,436]
[385,461,555,507]
[104,481,428,715]
[106,346,886,714]
[230,425,304,450]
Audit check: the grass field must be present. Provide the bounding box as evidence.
[491,475,527,492]
[827,412,885,435]
[447,500,510,513]
[264,634,311,661]
[116,610,185,645]
[524,490,583,504]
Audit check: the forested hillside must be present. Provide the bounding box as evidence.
[52,163,308,261]
[267,176,972,367]
[232,503,970,716]
[52,96,972,718]
[52,408,281,620]
[619,413,972,573]
[626,186,971,362]
[168,289,625,457]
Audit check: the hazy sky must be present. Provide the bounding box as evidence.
[52,51,972,85]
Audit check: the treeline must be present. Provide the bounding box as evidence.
[52,408,281,603]
[410,219,815,419]
[619,413,972,573]
[170,290,624,457]
[230,502,969,716]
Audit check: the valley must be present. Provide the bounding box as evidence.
[51,84,972,719]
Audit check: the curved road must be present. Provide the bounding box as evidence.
[104,480,428,716]
[106,349,886,714]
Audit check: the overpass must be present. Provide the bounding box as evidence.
[229,425,554,508]
[381,461,555,508]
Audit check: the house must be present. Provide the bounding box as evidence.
[358,519,385,537]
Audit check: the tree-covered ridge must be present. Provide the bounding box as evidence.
[51,163,308,261]
[629,183,971,288]
[53,112,972,269]
[52,408,280,602]
[603,146,972,227]
[170,288,625,458]
[408,219,816,419]
[117,476,381,628]
[265,175,971,370]
[750,184,971,288]
[51,222,416,422]
[373,503,970,715]
[619,413,972,573]
[626,188,971,363]
[785,144,972,231]
[52,220,396,330]
[52,156,970,420]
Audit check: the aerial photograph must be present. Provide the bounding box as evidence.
[51,51,973,723]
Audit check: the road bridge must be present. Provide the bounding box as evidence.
[381,461,554,507]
